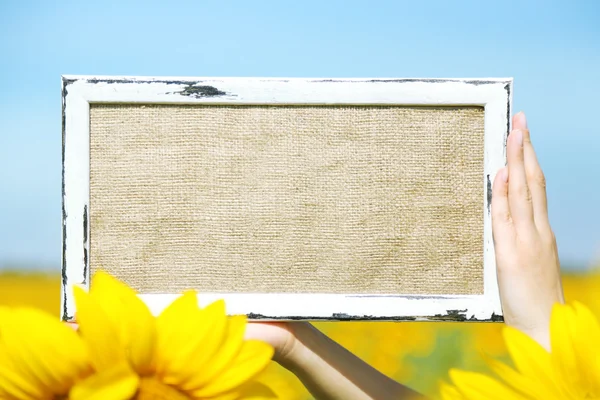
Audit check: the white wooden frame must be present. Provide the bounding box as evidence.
[61,76,512,322]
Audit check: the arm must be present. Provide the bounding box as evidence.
[246,322,425,400]
[245,112,564,398]
[491,111,564,350]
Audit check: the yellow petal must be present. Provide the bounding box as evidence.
[550,303,579,393]
[0,308,91,396]
[74,285,125,370]
[180,300,228,367]
[192,340,274,398]
[0,363,42,400]
[181,315,247,391]
[572,302,600,387]
[70,361,139,400]
[161,300,228,385]
[88,271,126,326]
[156,291,200,359]
[204,381,277,400]
[483,353,561,399]
[449,369,528,400]
[503,327,556,388]
[235,381,277,400]
[551,302,600,397]
[155,293,207,379]
[438,381,465,400]
[90,271,156,374]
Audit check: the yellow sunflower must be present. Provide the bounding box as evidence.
[0,306,139,399]
[73,271,276,400]
[440,301,600,400]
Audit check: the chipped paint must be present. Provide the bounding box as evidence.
[487,313,503,322]
[82,77,229,98]
[243,311,502,322]
[311,78,511,86]
[331,313,417,321]
[85,78,196,85]
[504,83,511,136]
[178,84,226,98]
[504,83,512,163]
[487,174,492,214]
[246,312,418,321]
[82,205,88,284]
[61,77,70,321]
[431,309,468,321]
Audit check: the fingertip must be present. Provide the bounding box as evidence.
[65,322,79,331]
[513,112,528,130]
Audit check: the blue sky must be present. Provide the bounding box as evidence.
[0,0,598,271]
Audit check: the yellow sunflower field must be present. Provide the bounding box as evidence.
[0,268,598,399]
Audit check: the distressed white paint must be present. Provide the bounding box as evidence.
[61,76,512,322]
[141,293,494,321]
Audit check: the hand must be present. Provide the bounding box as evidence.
[244,321,307,367]
[245,321,423,399]
[492,112,564,349]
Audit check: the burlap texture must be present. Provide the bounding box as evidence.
[90,105,484,294]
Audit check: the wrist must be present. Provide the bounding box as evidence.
[273,323,426,399]
[273,322,317,371]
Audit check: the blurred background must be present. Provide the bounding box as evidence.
[0,0,598,398]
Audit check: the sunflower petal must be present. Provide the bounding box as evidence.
[156,291,200,359]
[235,381,277,399]
[572,302,600,389]
[181,315,247,391]
[74,285,125,370]
[192,340,274,398]
[0,312,47,392]
[552,302,600,397]
[0,363,43,400]
[449,369,528,400]
[90,271,156,374]
[503,327,556,388]
[155,290,201,375]
[483,353,561,399]
[161,300,228,385]
[0,310,40,400]
[550,303,579,392]
[439,381,465,400]
[88,271,126,326]
[70,361,139,400]
[185,300,228,368]
[203,381,277,400]
[0,308,91,397]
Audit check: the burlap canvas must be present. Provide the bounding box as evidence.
[89,105,485,295]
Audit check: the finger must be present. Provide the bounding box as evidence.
[507,129,536,234]
[244,322,297,361]
[492,167,514,246]
[66,322,79,331]
[512,112,527,131]
[514,112,550,230]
